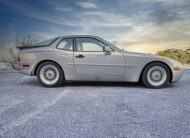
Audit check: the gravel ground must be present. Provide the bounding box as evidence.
[0,70,190,138]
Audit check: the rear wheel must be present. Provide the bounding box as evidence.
[36,61,64,87]
[142,62,171,88]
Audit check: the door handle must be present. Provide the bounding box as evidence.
[75,54,85,58]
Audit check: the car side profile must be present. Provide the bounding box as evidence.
[14,35,184,88]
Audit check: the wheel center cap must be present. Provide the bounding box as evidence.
[151,71,162,81]
[155,74,159,78]
[45,69,55,80]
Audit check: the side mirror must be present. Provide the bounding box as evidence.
[104,46,111,55]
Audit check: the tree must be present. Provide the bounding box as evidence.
[8,35,38,67]
[15,35,38,46]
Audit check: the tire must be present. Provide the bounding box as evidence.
[36,61,64,87]
[142,62,171,89]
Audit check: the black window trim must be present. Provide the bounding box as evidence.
[74,37,115,52]
[56,37,74,51]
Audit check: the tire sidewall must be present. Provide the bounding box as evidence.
[36,61,64,87]
[142,62,171,89]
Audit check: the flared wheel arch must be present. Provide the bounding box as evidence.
[139,61,173,83]
[33,60,64,79]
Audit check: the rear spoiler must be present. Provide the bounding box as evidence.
[16,45,48,50]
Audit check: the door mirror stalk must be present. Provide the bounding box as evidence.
[104,46,111,55]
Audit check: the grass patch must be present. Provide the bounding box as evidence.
[183,64,190,67]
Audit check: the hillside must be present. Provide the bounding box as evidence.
[156,48,190,65]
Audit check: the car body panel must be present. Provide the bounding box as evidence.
[14,35,184,83]
[74,51,125,75]
[122,52,184,82]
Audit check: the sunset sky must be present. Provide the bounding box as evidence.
[0,0,190,57]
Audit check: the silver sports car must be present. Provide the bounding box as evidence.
[14,35,184,88]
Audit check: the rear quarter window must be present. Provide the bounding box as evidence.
[56,38,73,51]
[32,38,57,46]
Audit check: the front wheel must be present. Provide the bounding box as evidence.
[36,61,64,87]
[142,62,171,89]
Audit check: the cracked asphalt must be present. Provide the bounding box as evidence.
[0,70,190,138]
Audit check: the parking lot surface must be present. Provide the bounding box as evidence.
[0,70,190,138]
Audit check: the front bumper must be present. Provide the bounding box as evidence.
[172,67,184,82]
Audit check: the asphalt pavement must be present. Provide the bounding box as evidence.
[0,70,190,138]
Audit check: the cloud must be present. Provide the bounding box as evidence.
[0,0,190,54]
[76,1,98,9]
[50,0,73,12]
[79,11,133,27]
[0,0,78,26]
[54,7,72,12]
[128,0,188,6]
[112,15,190,53]
[44,0,73,12]
[0,0,135,34]
[0,0,148,31]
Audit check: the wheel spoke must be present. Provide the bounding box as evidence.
[39,65,59,85]
[147,66,167,86]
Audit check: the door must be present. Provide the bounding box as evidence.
[74,37,125,76]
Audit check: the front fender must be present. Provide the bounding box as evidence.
[123,54,183,82]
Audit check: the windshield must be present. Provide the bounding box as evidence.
[32,38,57,46]
[97,37,123,51]
[109,42,123,51]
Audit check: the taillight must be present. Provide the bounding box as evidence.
[17,54,20,62]
[23,65,30,67]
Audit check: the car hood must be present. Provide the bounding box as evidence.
[121,50,183,67]
[121,51,155,57]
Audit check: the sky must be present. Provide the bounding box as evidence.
[0,0,190,57]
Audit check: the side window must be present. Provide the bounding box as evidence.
[57,38,73,51]
[76,38,106,52]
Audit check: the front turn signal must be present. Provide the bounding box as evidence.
[173,67,180,71]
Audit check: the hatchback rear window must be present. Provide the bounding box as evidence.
[32,38,57,46]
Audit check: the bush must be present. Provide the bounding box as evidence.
[8,35,38,67]
[156,48,190,64]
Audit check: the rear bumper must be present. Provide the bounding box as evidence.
[13,63,33,76]
[13,64,21,70]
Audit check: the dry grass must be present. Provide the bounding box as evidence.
[183,64,190,67]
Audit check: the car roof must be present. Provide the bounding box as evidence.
[60,35,100,38]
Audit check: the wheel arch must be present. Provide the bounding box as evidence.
[139,61,173,83]
[33,60,64,77]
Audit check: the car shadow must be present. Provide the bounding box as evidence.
[20,77,145,88]
[64,81,145,88]
[19,77,176,89]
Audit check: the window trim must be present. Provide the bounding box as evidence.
[56,38,74,51]
[74,37,115,52]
